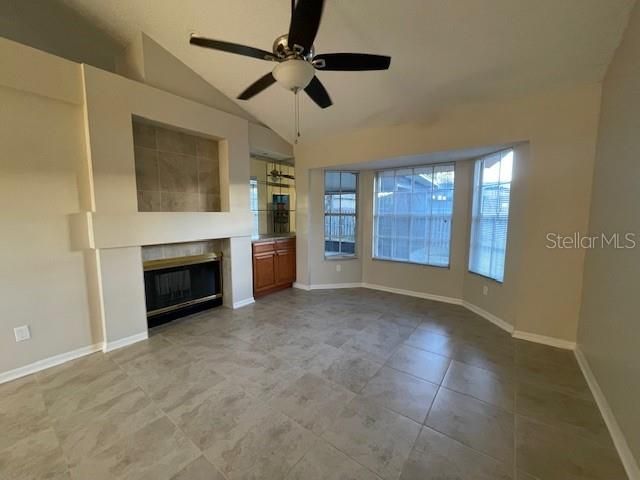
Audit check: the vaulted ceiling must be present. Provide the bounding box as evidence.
[61,0,635,142]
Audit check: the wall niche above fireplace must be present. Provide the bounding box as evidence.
[132,117,221,212]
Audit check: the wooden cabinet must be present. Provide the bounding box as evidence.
[252,237,296,297]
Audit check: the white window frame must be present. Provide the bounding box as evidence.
[324,171,359,259]
[372,163,456,268]
[249,177,259,237]
[468,149,514,283]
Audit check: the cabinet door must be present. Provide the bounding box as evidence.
[253,252,276,294]
[275,248,296,285]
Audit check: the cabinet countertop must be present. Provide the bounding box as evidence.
[251,234,296,244]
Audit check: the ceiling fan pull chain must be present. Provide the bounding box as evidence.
[294,90,301,144]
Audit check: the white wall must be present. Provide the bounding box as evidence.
[295,83,601,343]
[578,1,640,474]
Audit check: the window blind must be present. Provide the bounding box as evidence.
[373,164,455,267]
[468,149,513,282]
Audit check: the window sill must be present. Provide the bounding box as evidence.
[324,254,359,261]
[371,257,450,269]
[467,270,504,284]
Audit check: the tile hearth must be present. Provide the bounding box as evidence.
[0,288,627,480]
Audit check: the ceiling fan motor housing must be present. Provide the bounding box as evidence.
[273,59,316,91]
[273,34,315,60]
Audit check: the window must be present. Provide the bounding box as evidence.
[324,171,358,257]
[373,164,455,267]
[249,178,259,237]
[468,149,514,282]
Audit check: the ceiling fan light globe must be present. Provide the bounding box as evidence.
[273,60,315,91]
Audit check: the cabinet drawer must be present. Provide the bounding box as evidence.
[275,238,296,250]
[253,241,275,254]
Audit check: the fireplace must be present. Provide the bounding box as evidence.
[143,253,222,328]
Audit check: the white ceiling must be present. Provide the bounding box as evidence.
[61,0,635,143]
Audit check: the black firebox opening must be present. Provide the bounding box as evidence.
[144,257,222,328]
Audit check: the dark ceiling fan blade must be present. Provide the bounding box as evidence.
[304,76,332,108]
[288,0,325,54]
[190,35,278,61]
[237,73,277,100]
[313,53,391,71]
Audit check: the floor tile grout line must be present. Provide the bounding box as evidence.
[435,384,515,416]
[318,414,410,480]
[422,379,443,423]
[423,422,515,472]
[513,410,621,451]
[379,362,445,387]
[399,338,516,380]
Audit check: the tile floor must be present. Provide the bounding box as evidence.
[0,288,628,480]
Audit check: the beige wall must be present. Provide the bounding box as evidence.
[0,37,258,376]
[0,0,121,72]
[0,40,97,374]
[295,84,601,342]
[116,33,256,123]
[578,1,640,472]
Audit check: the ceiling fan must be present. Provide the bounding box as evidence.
[189,0,391,109]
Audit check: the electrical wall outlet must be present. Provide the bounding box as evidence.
[14,325,31,342]
[336,263,342,272]
[482,285,489,296]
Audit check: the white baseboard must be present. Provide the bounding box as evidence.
[575,347,640,480]
[462,301,514,334]
[300,281,461,307]
[299,282,580,352]
[232,297,255,309]
[363,283,462,305]
[309,282,364,290]
[0,343,102,384]
[512,330,576,350]
[103,331,148,353]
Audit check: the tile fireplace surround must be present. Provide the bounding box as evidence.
[133,119,222,213]
[67,64,255,355]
